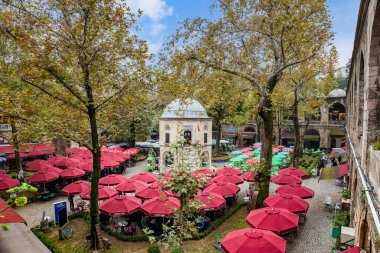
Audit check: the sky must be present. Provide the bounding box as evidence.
[128,0,360,68]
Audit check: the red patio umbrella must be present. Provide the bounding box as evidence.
[0,169,6,174]
[221,228,286,253]
[27,170,59,183]
[216,167,242,176]
[26,162,56,172]
[77,161,106,172]
[193,169,216,177]
[48,156,78,168]
[339,247,360,253]
[264,194,310,214]
[279,167,307,178]
[242,172,256,182]
[135,185,167,199]
[271,173,303,185]
[26,159,48,169]
[0,174,12,179]
[100,195,141,215]
[124,148,139,155]
[246,207,299,234]
[99,174,127,186]
[101,158,119,168]
[130,172,157,184]
[141,196,180,217]
[195,192,226,211]
[213,174,244,185]
[80,185,118,200]
[6,153,28,159]
[241,147,253,153]
[60,168,85,179]
[276,184,315,199]
[165,190,179,198]
[115,179,146,193]
[0,178,20,191]
[204,182,240,198]
[61,180,90,195]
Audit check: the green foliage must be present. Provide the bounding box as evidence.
[100,223,149,241]
[333,211,350,228]
[2,224,9,231]
[171,247,180,253]
[31,227,63,253]
[147,245,161,253]
[342,190,351,199]
[373,141,380,151]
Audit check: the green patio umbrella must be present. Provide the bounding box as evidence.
[230,157,245,163]
[231,151,242,155]
[147,156,154,161]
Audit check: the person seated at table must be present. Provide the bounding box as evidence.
[126,226,135,235]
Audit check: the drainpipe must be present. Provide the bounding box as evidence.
[346,129,380,235]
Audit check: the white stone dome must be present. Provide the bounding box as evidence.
[161,98,210,119]
[328,89,346,98]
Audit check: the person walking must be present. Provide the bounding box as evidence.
[68,194,75,210]
[17,169,24,182]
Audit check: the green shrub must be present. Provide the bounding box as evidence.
[333,211,350,228]
[148,245,161,253]
[171,247,180,253]
[342,190,351,199]
[31,227,62,253]
[9,171,17,179]
[373,141,380,150]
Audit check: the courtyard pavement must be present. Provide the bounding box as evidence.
[15,160,342,253]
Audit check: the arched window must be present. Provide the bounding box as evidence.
[244,127,255,132]
[329,102,346,121]
[184,130,192,145]
[165,125,170,131]
[204,124,208,130]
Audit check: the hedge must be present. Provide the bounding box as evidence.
[191,202,246,240]
[31,227,63,253]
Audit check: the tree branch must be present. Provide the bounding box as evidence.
[20,78,87,113]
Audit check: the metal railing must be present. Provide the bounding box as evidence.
[346,128,380,235]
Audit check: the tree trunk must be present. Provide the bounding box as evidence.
[292,87,301,167]
[256,109,273,207]
[127,122,136,148]
[11,122,22,171]
[88,106,101,248]
[215,121,222,155]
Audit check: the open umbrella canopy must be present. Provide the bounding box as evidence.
[271,173,303,185]
[216,167,242,176]
[115,179,146,193]
[0,169,6,174]
[101,157,120,167]
[213,174,244,185]
[77,161,106,172]
[124,148,139,155]
[130,172,157,184]
[27,170,59,183]
[245,159,259,165]
[264,194,310,214]
[195,192,226,211]
[221,228,286,253]
[242,172,256,182]
[48,156,78,168]
[0,174,12,179]
[100,195,141,215]
[99,174,127,186]
[277,152,290,156]
[279,167,307,178]
[276,184,315,199]
[0,178,20,191]
[339,247,360,253]
[135,185,167,199]
[26,160,49,170]
[204,182,240,198]
[60,168,85,179]
[230,151,242,155]
[61,180,90,195]
[42,166,64,174]
[240,147,252,153]
[229,157,244,163]
[193,169,215,177]
[80,185,118,200]
[6,153,28,159]
[141,196,180,217]
[246,207,299,234]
